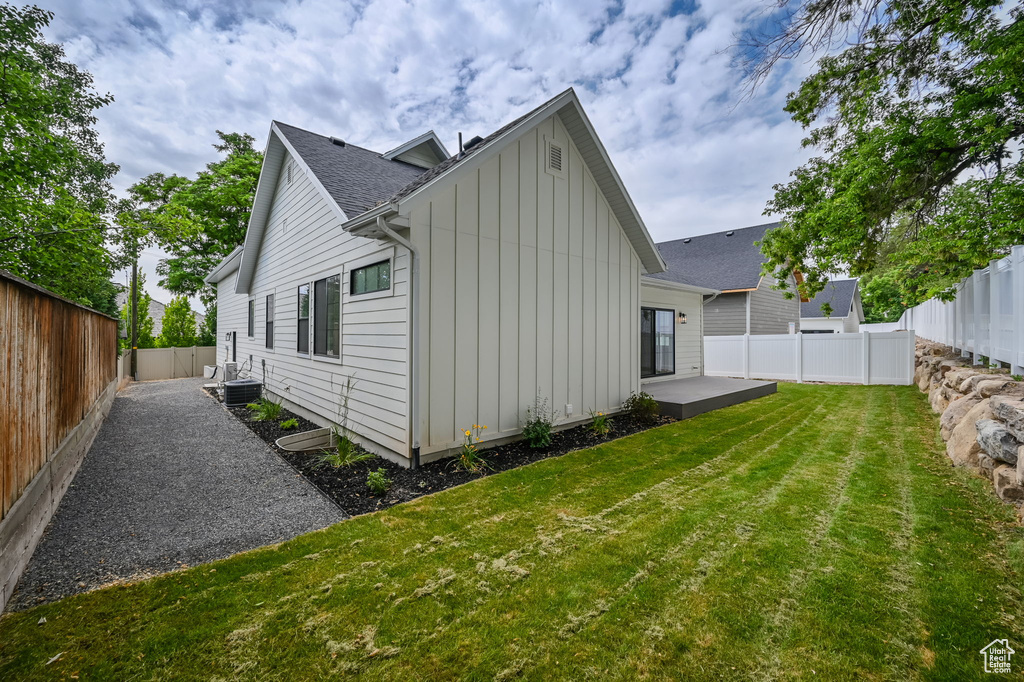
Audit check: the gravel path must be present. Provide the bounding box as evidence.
[7,378,346,611]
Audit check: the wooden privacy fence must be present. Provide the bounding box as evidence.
[0,272,117,523]
[704,331,916,385]
[900,245,1024,374]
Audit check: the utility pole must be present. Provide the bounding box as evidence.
[130,237,138,380]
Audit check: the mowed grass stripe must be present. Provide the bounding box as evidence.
[546,385,877,680]
[406,400,848,678]
[758,387,924,679]
[499,389,871,680]
[232,398,835,678]
[1,385,1022,682]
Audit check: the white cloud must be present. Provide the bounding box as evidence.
[38,0,814,310]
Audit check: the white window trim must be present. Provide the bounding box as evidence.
[301,268,343,363]
[295,281,312,359]
[247,298,256,340]
[265,292,275,353]
[344,246,396,302]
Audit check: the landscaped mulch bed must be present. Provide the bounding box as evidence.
[206,387,673,516]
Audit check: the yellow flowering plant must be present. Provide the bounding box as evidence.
[456,423,488,472]
[588,409,611,437]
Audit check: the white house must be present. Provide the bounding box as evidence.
[205,89,712,466]
[800,279,864,333]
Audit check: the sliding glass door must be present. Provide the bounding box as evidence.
[641,307,675,378]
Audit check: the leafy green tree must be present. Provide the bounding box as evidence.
[747,0,1024,303]
[119,275,156,350]
[159,296,197,348]
[196,303,217,346]
[0,4,119,305]
[123,132,262,305]
[860,269,910,324]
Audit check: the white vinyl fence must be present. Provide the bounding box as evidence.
[899,245,1024,374]
[704,331,916,385]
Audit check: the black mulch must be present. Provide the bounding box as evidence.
[207,387,674,516]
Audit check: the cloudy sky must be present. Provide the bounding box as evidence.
[39,0,812,311]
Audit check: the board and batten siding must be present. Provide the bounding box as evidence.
[216,151,411,458]
[405,113,642,457]
[639,282,704,381]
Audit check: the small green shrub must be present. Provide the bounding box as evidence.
[623,391,660,424]
[456,424,488,472]
[366,468,391,495]
[589,409,611,437]
[316,430,373,469]
[977,355,990,367]
[1013,374,1024,382]
[279,418,299,430]
[247,395,283,421]
[522,395,555,449]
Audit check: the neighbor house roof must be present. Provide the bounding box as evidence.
[801,279,860,319]
[646,223,778,291]
[229,88,666,294]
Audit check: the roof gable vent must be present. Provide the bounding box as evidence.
[545,138,565,179]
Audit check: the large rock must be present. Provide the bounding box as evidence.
[960,373,1007,393]
[944,368,976,390]
[940,393,983,441]
[992,395,1024,442]
[917,368,934,392]
[977,379,1024,399]
[930,385,952,414]
[947,400,993,468]
[976,419,1021,464]
[994,465,1024,504]
[979,453,997,480]
[939,359,967,378]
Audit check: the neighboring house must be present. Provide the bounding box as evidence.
[206,88,710,467]
[800,278,864,333]
[646,223,801,335]
[115,290,206,338]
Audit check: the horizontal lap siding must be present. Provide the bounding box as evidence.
[749,276,800,334]
[412,114,641,454]
[640,284,704,380]
[216,152,410,458]
[1,277,117,522]
[704,292,748,336]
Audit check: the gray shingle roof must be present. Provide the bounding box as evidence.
[386,101,545,205]
[801,279,859,318]
[274,122,428,218]
[645,222,778,291]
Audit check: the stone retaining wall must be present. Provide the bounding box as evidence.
[914,339,1024,513]
[0,379,117,611]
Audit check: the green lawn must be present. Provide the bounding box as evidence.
[2,384,1022,680]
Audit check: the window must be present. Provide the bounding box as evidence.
[247,300,255,338]
[313,275,340,357]
[351,260,391,296]
[297,284,310,353]
[286,161,293,185]
[640,308,675,378]
[265,294,274,349]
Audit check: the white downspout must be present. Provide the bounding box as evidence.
[376,215,421,468]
